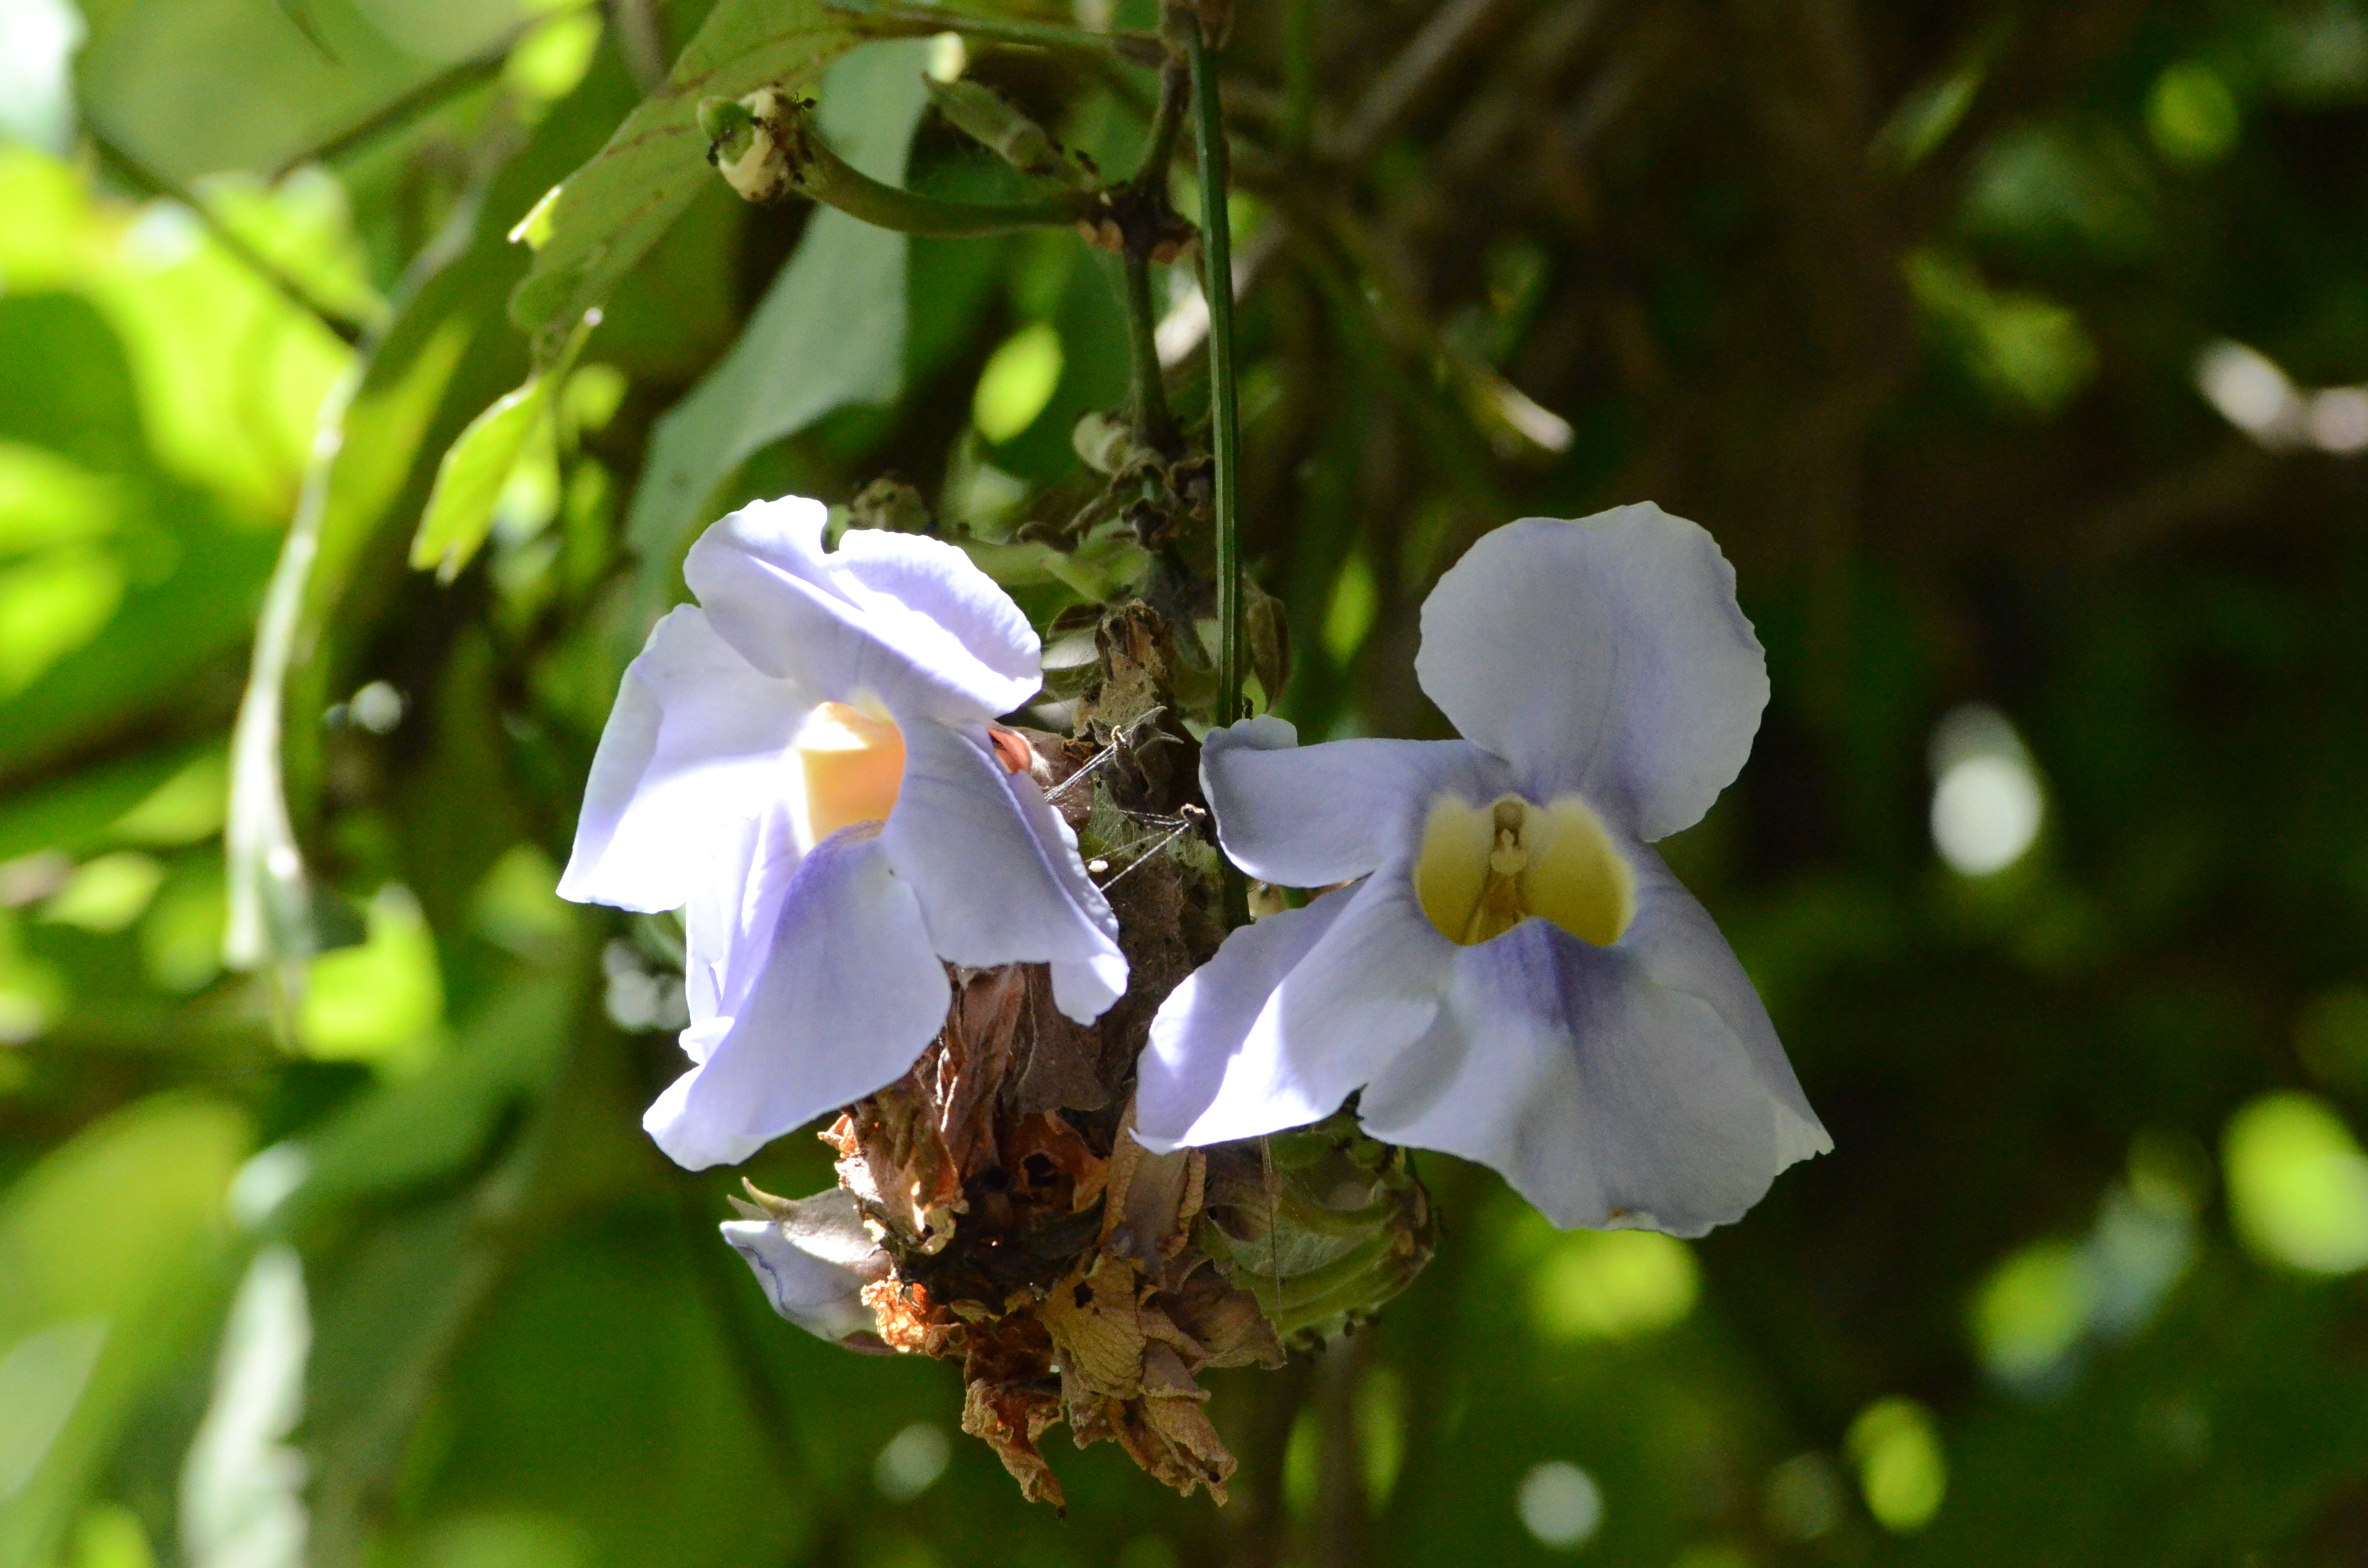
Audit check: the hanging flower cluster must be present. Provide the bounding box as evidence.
[559,496,1126,1170]
[1135,503,1829,1236]
[568,497,1825,1225]
[561,493,1824,1499]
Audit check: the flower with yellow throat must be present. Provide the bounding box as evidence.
[1137,505,1827,1236]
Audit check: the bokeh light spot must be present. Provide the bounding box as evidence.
[2147,62,2241,166]
[2223,1092,2368,1275]
[874,1421,951,1501]
[1846,1398,1946,1533]
[1517,1460,1602,1549]
[973,322,1064,443]
[1971,1238,2094,1382]
[1928,705,2043,876]
[1529,1227,1699,1341]
[1763,1453,1844,1541]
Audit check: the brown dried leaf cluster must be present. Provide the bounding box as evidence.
[818,610,1274,1510]
[824,976,1282,1510]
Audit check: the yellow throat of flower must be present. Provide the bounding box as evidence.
[794,701,905,847]
[1415,793,1634,948]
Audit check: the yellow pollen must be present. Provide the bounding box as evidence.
[1415,792,1634,948]
[795,701,904,847]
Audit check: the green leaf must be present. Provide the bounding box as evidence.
[506,0,871,343]
[410,375,552,583]
[621,40,932,633]
[0,1095,249,1568]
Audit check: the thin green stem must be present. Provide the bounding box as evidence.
[1184,8,1249,927]
[825,0,1165,67]
[793,126,1100,235]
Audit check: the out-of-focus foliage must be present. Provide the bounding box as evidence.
[6,0,2368,1565]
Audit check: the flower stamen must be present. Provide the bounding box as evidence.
[1416,792,1634,948]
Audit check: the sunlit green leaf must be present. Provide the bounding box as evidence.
[506,0,867,341]
[299,885,443,1069]
[1905,248,2098,413]
[37,851,165,934]
[412,376,553,582]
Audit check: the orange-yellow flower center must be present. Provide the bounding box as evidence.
[791,706,1035,850]
[794,702,905,847]
[1414,793,1634,947]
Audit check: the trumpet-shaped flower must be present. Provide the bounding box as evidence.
[1137,505,1829,1236]
[561,497,1126,1170]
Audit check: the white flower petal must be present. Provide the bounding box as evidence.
[881,718,1126,1021]
[680,797,803,1036]
[1134,888,1351,1150]
[1051,952,1129,1024]
[559,607,808,912]
[1199,716,1501,887]
[1358,849,1829,1236]
[1415,506,1770,841]
[684,502,1040,724]
[1136,875,1450,1149]
[720,1188,891,1344]
[832,529,1040,704]
[644,827,950,1170]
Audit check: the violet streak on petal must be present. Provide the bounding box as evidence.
[645,824,949,1172]
[721,1187,892,1344]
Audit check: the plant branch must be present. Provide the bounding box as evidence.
[90,127,376,345]
[1334,0,1523,163]
[1121,250,1179,451]
[738,98,1103,235]
[1135,57,1193,185]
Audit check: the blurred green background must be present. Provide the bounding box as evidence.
[6,0,2368,1564]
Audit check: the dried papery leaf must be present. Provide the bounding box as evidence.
[824,1082,964,1256]
[1118,1343,1236,1501]
[860,1278,953,1356]
[939,965,1030,1172]
[959,1316,1067,1510]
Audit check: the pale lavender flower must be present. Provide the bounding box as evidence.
[1137,505,1829,1236]
[562,496,1126,1169]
